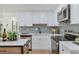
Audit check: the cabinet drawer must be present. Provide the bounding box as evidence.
[59,44,70,54]
[0,47,21,54]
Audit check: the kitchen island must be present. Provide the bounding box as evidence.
[0,39,30,54]
[59,41,79,54]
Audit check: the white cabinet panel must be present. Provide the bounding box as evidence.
[32,35,51,50]
[71,5,79,24]
[32,12,48,24]
[39,12,48,24]
[17,12,25,26]
[47,12,54,26]
[17,12,32,26]
[32,37,40,49]
[32,11,57,26]
[41,38,51,49]
[24,12,32,26]
[32,12,40,24]
[17,11,58,26]
[59,44,70,54]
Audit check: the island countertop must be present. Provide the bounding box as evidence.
[0,39,30,46]
[59,41,79,54]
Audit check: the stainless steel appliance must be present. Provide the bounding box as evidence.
[51,36,63,54]
[64,34,77,41]
[57,4,70,22]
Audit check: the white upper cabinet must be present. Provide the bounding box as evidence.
[47,12,58,26]
[32,11,57,26]
[17,12,32,26]
[32,12,40,24]
[17,12,24,26]
[0,12,3,24]
[24,12,32,26]
[32,11,48,24]
[17,11,59,26]
[70,5,79,24]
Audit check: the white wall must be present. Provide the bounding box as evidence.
[0,12,18,34]
[0,4,58,12]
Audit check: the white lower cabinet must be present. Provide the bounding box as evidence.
[32,36,51,50]
[32,37,40,49]
[59,44,70,54]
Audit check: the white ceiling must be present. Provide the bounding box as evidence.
[0,4,59,12]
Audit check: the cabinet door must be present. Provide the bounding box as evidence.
[59,44,70,54]
[40,36,51,49]
[17,12,32,26]
[32,12,40,24]
[17,12,25,26]
[32,36,51,50]
[71,5,79,24]
[32,37,40,49]
[39,12,48,24]
[32,12,48,24]
[24,12,32,26]
[47,12,54,26]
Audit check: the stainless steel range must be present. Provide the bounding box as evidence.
[51,36,63,54]
[64,34,77,41]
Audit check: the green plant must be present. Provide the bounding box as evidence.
[7,31,17,41]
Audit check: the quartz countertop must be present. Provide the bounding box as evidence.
[0,39,30,46]
[20,33,64,36]
[60,41,79,52]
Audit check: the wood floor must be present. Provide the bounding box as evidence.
[28,49,58,54]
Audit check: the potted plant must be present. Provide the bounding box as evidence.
[7,31,17,41]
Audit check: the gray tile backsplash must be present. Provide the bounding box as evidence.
[19,25,52,34]
[19,27,50,34]
[59,24,79,34]
[19,24,79,34]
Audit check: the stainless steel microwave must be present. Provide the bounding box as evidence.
[57,4,70,22]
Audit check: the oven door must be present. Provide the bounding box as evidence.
[51,36,62,54]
